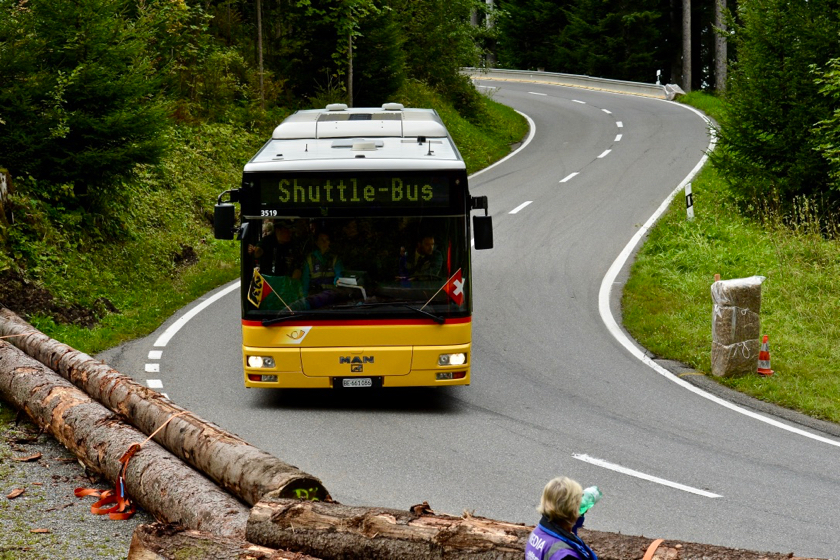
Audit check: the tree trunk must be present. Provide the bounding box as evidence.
[247,497,531,559]
[682,0,692,92]
[485,0,496,67]
[348,33,353,108]
[256,0,265,110]
[246,497,823,560]
[0,341,249,537]
[670,0,682,86]
[0,309,330,507]
[714,0,728,92]
[0,169,11,241]
[128,523,321,560]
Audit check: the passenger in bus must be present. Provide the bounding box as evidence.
[334,219,366,271]
[405,234,443,279]
[302,231,344,296]
[249,219,302,279]
[525,477,598,560]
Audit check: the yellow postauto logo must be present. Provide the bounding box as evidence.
[279,326,311,344]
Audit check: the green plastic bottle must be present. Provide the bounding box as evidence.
[579,486,603,515]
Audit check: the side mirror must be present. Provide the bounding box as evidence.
[214,202,236,240]
[471,195,493,250]
[473,215,493,250]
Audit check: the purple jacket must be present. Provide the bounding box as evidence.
[525,524,581,560]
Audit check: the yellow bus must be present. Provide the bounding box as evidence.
[214,103,493,389]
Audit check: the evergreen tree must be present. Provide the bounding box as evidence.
[390,0,483,118]
[557,0,665,82]
[496,0,570,71]
[0,0,169,212]
[815,58,840,196]
[712,0,840,212]
[353,5,406,106]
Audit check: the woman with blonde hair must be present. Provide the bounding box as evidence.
[524,477,598,560]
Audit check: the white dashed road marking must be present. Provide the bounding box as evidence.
[602,109,612,114]
[148,350,162,360]
[509,201,533,214]
[146,379,163,389]
[616,121,624,128]
[615,134,623,142]
[598,149,611,159]
[528,92,547,96]
[144,363,160,373]
[560,172,579,183]
[573,99,586,104]
[573,454,723,498]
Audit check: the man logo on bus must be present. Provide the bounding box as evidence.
[339,356,374,364]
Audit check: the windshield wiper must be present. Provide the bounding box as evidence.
[329,301,446,324]
[262,312,318,326]
[331,301,412,309]
[402,305,445,324]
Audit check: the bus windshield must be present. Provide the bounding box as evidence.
[242,216,470,322]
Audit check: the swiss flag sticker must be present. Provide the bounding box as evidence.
[443,269,465,306]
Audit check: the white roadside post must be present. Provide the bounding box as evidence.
[685,182,695,220]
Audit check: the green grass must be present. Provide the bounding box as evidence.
[622,92,840,422]
[675,90,725,122]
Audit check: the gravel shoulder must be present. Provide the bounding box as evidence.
[0,402,152,559]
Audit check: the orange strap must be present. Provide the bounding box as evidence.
[642,538,665,560]
[74,411,187,520]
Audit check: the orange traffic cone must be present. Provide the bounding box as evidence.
[757,335,774,376]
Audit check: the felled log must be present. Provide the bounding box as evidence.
[0,308,328,505]
[128,523,321,560]
[246,497,530,559]
[246,498,826,560]
[582,528,822,560]
[0,341,249,537]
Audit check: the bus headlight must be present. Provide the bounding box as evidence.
[247,355,275,368]
[438,353,467,366]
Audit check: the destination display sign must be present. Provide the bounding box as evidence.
[259,174,452,210]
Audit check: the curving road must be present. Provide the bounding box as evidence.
[103,81,840,558]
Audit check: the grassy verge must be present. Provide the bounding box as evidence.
[4,87,526,355]
[622,92,840,423]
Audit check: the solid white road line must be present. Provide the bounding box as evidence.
[146,379,163,389]
[615,134,622,142]
[144,363,160,373]
[598,102,840,449]
[470,111,536,181]
[154,282,241,348]
[509,201,533,214]
[560,172,579,183]
[598,150,611,159]
[573,454,723,498]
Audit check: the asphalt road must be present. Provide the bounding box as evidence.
[102,82,840,558]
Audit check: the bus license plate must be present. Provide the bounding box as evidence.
[342,378,373,388]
